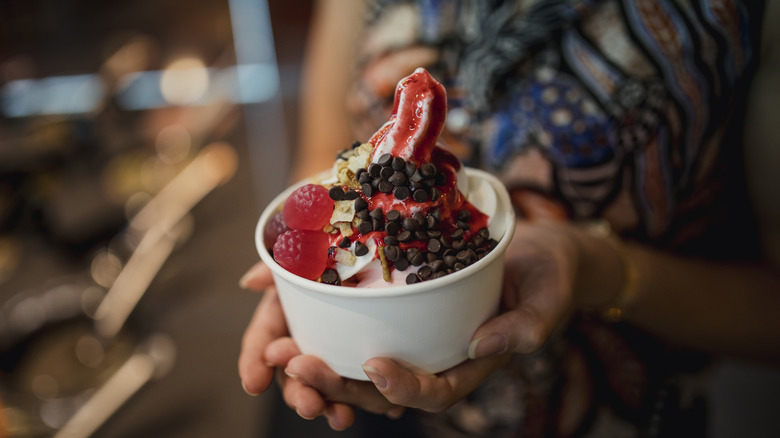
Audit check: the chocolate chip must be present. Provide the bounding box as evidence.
[450,229,464,240]
[377,153,393,166]
[372,218,384,231]
[412,189,428,202]
[343,190,359,200]
[406,273,421,284]
[426,252,439,263]
[380,166,394,179]
[394,186,410,200]
[430,187,441,201]
[410,169,424,183]
[428,238,442,253]
[435,172,446,186]
[443,255,457,268]
[391,156,406,171]
[394,257,410,271]
[405,162,417,177]
[426,215,438,229]
[369,208,384,220]
[456,250,471,264]
[431,208,442,221]
[384,245,400,262]
[356,209,370,220]
[458,210,472,222]
[415,231,428,241]
[478,228,490,239]
[361,183,374,197]
[378,180,394,193]
[418,266,433,280]
[397,230,413,243]
[386,210,401,222]
[389,171,407,187]
[431,259,445,273]
[328,186,345,201]
[384,235,399,246]
[355,242,369,256]
[354,197,368,211]
[420,163,437,177]
[321,269,341,285]
[385,221,399,236]
[368,163,382,177]
[472,236,485,248]
[427,229,442,239]
[458,220,471,230]
[358,171,372,185]
[402,217,419,231]
[413,212,426,228]
[409,181,424,192]
[452,239,466,251]
[406,248,424,266]
[338,237,351,248]
[454,262,466,271]
[358,221,373,235]
[433,270,448,279]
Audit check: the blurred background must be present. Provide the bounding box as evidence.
[0,0,317,436]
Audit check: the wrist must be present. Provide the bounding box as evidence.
[573,220,641,318]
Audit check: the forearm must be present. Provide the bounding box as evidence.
[568,223,780,363]
[621,243,780,363]
[294,0,365,181]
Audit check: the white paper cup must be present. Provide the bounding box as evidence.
[255,167,515,380]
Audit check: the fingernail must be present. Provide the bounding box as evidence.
[242,381,259,396]
[361,365,387,390]
[386,407,405,419]
[239,263,266,289]
[296,409,316,420]
[284,368,311,387]
[468,334,508,359]
[238,270,255,289]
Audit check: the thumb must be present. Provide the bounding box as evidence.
[468,306,558,358]
[239,261,274,291]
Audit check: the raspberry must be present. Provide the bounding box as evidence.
[272,229,329,280]
[263,211,289,249]
[283,184,334,230]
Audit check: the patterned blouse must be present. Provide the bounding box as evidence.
[347,0,765,437]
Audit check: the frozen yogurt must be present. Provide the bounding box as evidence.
[263,68,498,287]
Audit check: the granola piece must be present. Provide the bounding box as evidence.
[334,247,356,266]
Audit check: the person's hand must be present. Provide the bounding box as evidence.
[273,219,588,429]
[237,262,285,396]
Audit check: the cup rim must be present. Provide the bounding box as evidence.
[255,167,515,298]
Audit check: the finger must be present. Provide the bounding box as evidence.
[285,355,396,415]
[469,308,551,358]
[238,286,287,395]
[469,239,574,357]
[324,402,356,431]
[278,368,327,420]
[239,261,274,291]
[362,354,508,413]
[265,337,302,367]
